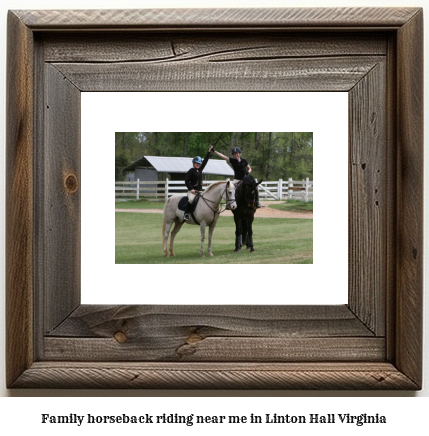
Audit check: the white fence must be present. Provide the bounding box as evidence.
[115,178,313,202]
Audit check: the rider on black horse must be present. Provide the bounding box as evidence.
[183,145,214,221]
[213,147,262,208]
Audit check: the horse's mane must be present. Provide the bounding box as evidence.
[203,180,229,194]
[236,175,257,198]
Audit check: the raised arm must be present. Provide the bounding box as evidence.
[214,150,230,162]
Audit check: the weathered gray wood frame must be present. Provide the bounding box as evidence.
[6,8,423,389]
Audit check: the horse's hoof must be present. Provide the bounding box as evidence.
[234,249,241,253]
[208,253,214,256]
[201,254,205,258]
[164,253,168,257]
[250,249,255,253]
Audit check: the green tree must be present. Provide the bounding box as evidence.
[115,153,130,181]
[115,131,313,181]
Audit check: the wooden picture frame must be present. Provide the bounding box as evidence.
[6,7,423,389]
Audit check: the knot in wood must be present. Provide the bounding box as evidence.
[114,331,128,343]
[64,174,78,194]
[186,333,203,344]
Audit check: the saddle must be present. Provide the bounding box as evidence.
[178,194,201,211]
[178,194,201,225]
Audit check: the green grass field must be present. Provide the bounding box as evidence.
[115,199,313,212]
[115,212,313,264]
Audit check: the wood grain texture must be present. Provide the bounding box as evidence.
[395,9,424,387]
[44,337,385,362]
[6,8,423,390]
[348,61,386,335]
[5,11,34,388]
[42,64,81,333]
[384,33,398,364]
[44,305,381,362]
[47,305,375,338]
[52,56,383,92]
[11,362,418,390]
[42,33,388,63]
[14,8,420,29]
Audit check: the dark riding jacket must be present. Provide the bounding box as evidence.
[185,152,211,191]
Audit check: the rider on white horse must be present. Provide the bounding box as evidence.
[184,145,214,221]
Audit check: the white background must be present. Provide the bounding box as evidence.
[82,92,348,305]
[0,0,427,421]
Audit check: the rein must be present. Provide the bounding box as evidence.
[200,183,234,220]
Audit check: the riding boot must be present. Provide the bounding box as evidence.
[183,202,192,221]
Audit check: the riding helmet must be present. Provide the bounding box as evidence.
[192,156,203,164]
[231,147,242,155]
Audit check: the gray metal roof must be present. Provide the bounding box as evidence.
[123,156,234,176]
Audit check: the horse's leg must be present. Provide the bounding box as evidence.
[163,198,180,256]
[207,220,217,256]
[163,219,174,257]
[200,222,206,257]
[234,214,242,252]
[246,216,255,252]
[242,218,248,248]
[169,218,183,256]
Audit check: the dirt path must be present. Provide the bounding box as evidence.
[115,201,313,219]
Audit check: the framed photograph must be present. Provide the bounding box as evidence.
[88,93,346,306]
[6,7,423,389]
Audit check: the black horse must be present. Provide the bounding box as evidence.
[232,174,263,252]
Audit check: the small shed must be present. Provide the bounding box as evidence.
[122,156,234,182]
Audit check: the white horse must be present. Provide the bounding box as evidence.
[162,180,237,257]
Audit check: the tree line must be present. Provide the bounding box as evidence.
[115,132,313,181]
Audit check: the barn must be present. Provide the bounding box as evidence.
[122,155,234,182]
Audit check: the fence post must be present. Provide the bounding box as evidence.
[278,178,283,200]
[136,179,140,200]
[288,177,293,200]
[305,177,309,202]
[165,179,169,201]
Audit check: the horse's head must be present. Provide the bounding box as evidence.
[241,175,262,209]
[224,180,237,210]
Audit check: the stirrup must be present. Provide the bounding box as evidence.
[183,213,190,221]
[256,202,262,208]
